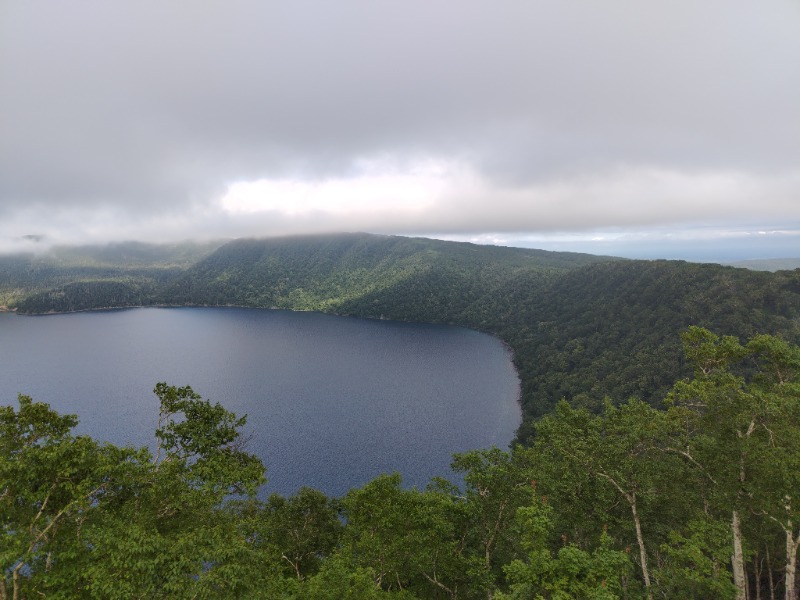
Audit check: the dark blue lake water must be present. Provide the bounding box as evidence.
[0,307,520,497]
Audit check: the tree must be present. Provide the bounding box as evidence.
[340,473,473,598]
[0,395,143,600]
[654,516,738,600]
[665,327,757,599]
[450,447,535,600]
[498,487,633,600]
[246,487,342,581]
[86,383,267,597]
[152,382,265,499]
[533,399,677,599]
[665,328,800,600]
[741,334,800,600]
[0,384,268,599]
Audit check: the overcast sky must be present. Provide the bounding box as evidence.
[1,1,798,260]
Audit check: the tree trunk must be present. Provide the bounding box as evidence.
[596,470,652,599]
[628,492,652,600]
[732,510,747,600]
[12,567,21,600]
[756,553,763,600]
[767,544,776,600]
[485,541,493,600]
[785,528,798,600]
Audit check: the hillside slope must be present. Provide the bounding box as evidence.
[157,233,610,313]
[0,240,221,309]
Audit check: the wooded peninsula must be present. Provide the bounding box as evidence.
[2,233,799,599]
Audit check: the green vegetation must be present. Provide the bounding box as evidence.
[0,240,221,309]
[3,330,800,598]
[5,233,798,438]
[4,233,800,594]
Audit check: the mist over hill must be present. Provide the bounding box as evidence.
[3,233,799,439]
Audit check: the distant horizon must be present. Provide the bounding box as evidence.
[6,229,799,267]
[423,227,800,263]
[485,235,800,264]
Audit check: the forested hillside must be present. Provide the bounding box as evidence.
[0,240,221,309]
[4,233,800,437]
[158,233,610,313]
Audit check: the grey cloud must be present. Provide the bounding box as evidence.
[1,0,799,245]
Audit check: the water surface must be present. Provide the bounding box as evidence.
[0,307,520,497]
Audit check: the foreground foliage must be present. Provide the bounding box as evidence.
[2,329,800,598]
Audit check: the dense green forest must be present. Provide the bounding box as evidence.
[3,329,800,598]
[3,233,799,437]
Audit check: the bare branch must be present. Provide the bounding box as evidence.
[657,446,718,485]
[422,571,455,597]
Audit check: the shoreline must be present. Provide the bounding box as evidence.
[8,302,525,435]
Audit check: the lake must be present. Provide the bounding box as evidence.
[0,307,521,497]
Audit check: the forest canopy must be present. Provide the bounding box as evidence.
[3,329,800,599]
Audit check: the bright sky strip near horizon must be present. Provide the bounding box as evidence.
[1,1,799,260]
